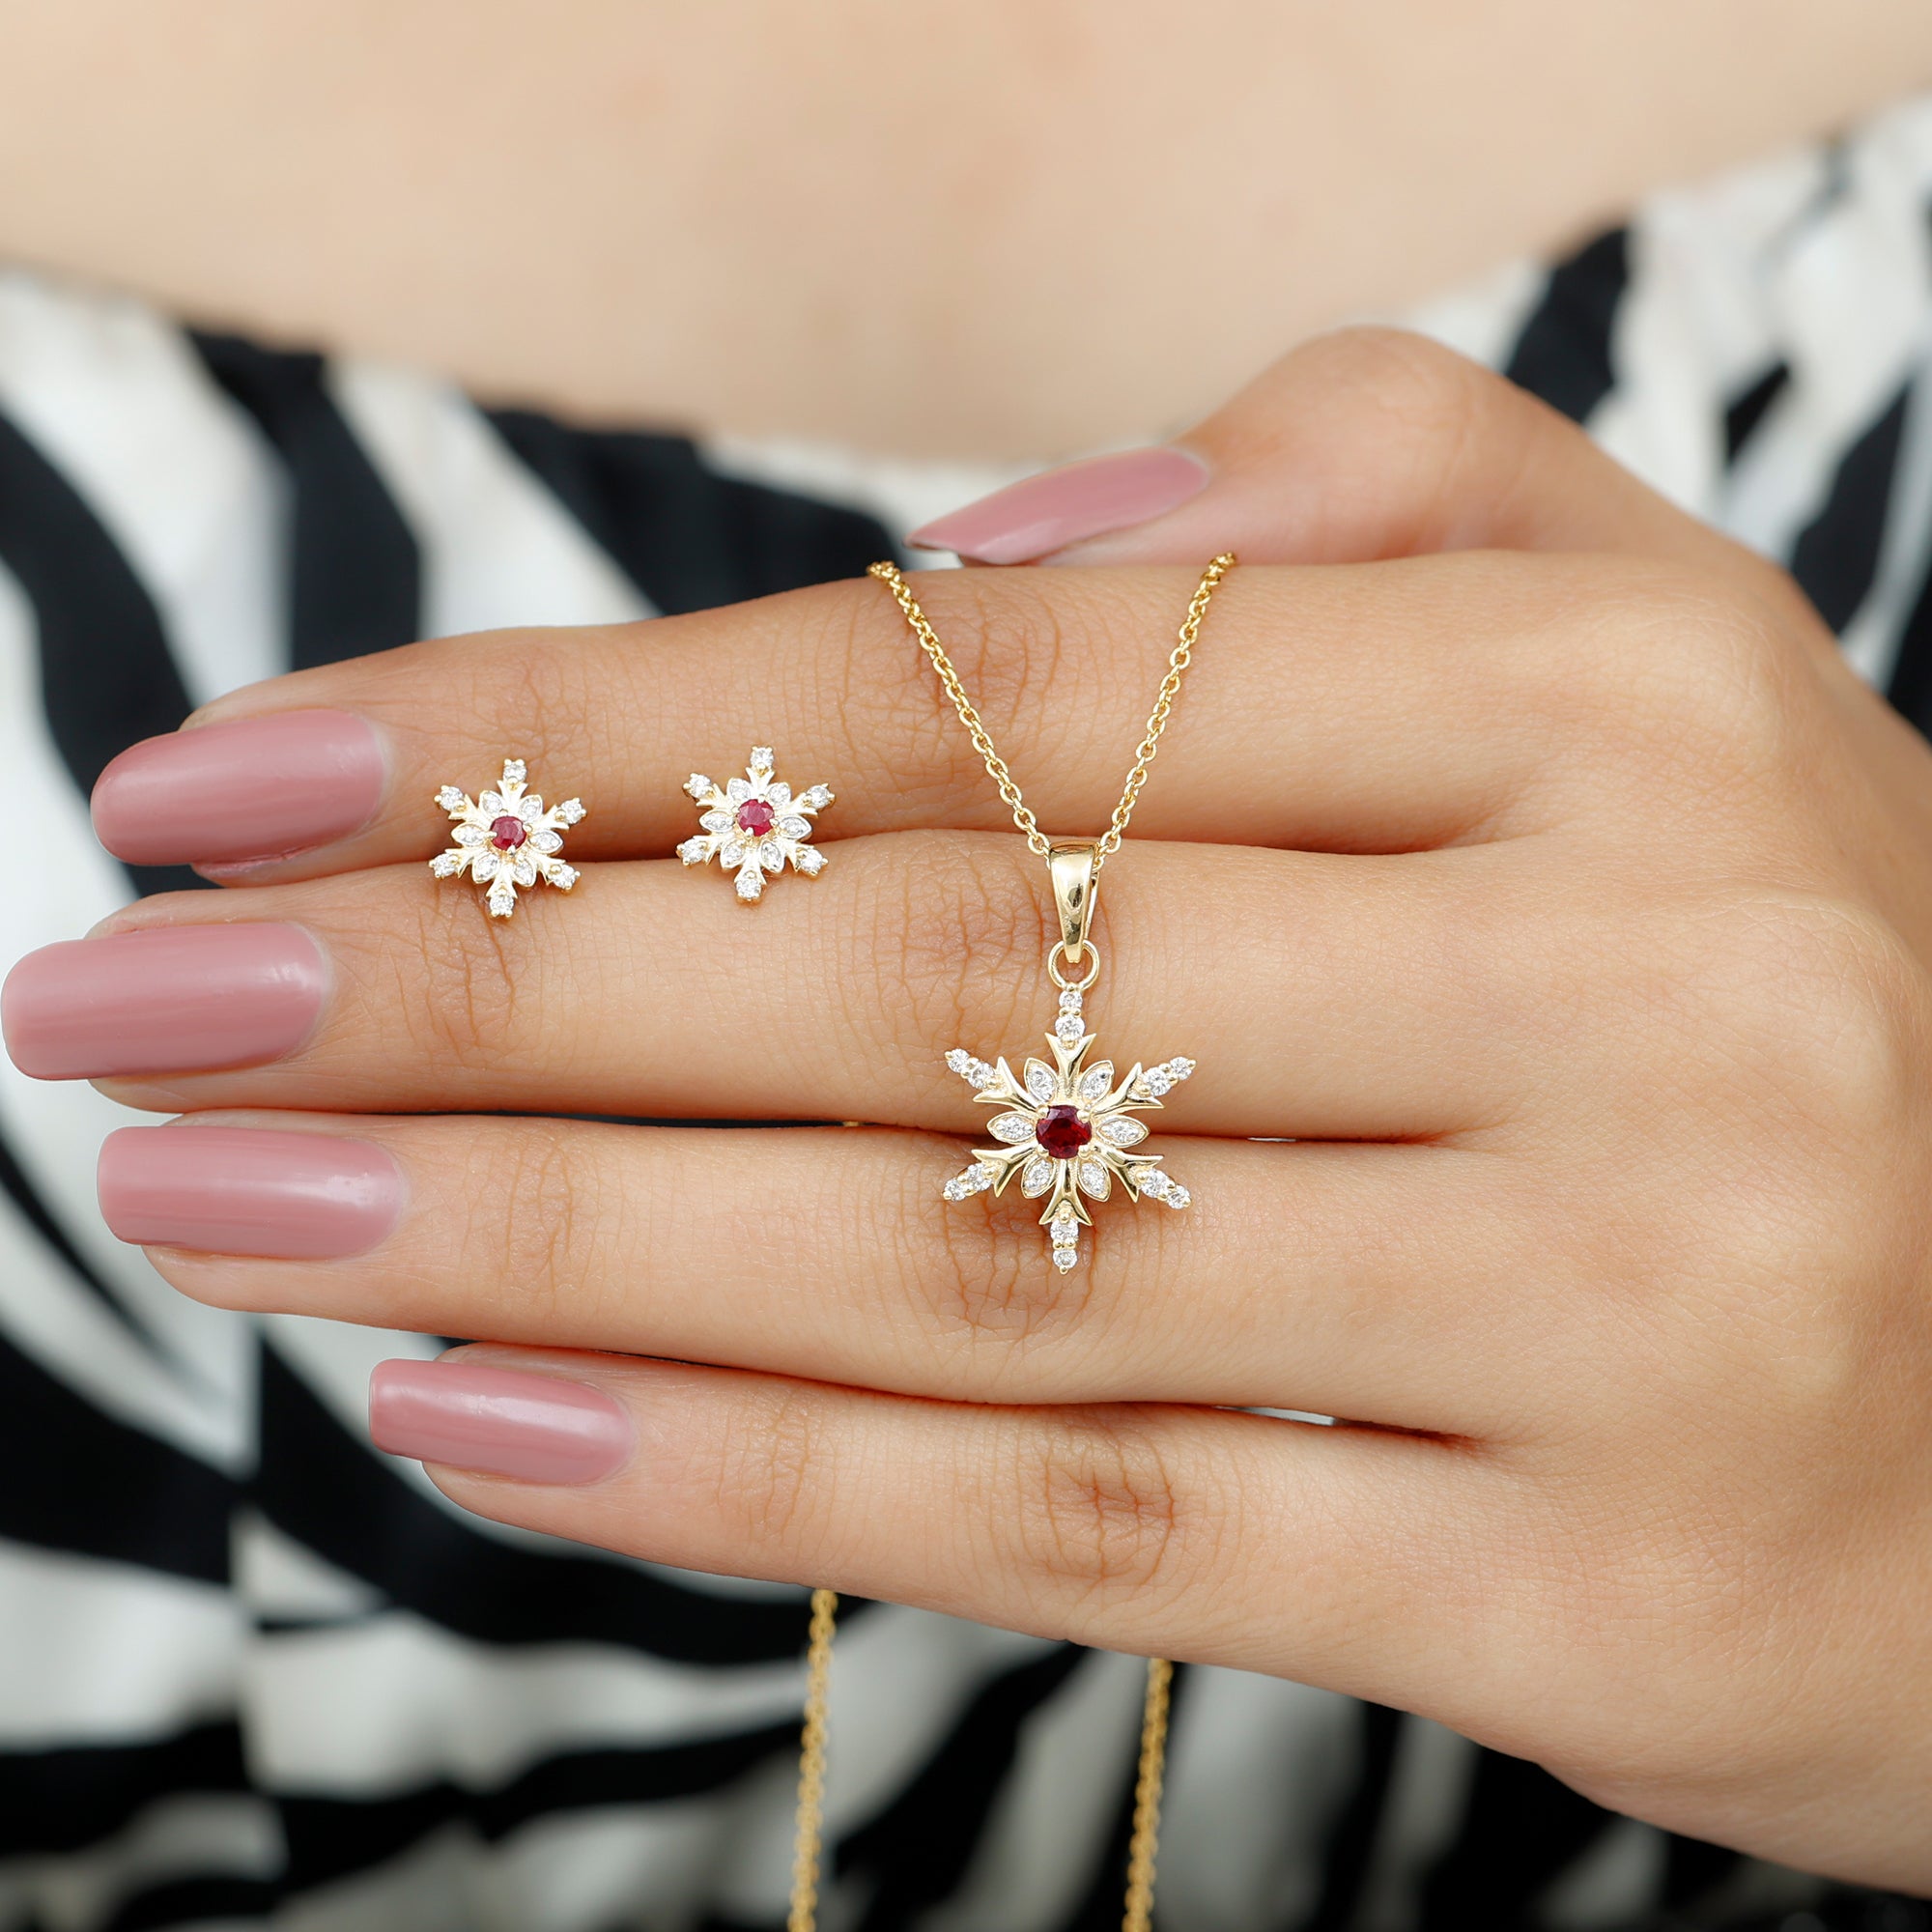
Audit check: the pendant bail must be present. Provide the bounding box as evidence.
[1047,840,1100,962]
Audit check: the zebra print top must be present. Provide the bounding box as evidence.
[3,91,1932,1932]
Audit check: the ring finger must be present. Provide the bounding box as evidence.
[109,1113,1555,1437]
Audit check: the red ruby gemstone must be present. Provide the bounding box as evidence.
[489,814,527,850]
[736,798,777,837]
[1036,1104,1092,1160]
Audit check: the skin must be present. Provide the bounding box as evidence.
[2,1,1931,454]
[77,333,1932,1886]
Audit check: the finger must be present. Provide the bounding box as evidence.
[380,1346,1514,1715]
[936,327,1816,620]
[63,833,1547,1138]
[89,544,1688,883]
[121,1114,1548,1438]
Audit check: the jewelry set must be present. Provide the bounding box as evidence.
[429,554,1239,1932]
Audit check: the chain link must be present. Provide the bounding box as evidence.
[786,1587,838,1932]
[868,554,1236,871]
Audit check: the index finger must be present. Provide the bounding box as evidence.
[85,549,1690,883]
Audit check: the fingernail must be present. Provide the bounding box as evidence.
[369,1360,634,1485]
[91,710,385,867]
[99,1125,404,1259]
[1,923,327,1081]
[905,446,1210,564]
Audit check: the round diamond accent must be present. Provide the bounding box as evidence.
[944,1164,993,1202]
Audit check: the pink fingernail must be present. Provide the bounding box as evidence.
[369,1360,634,1485]
[905,446,1210,564]
[92,710,385,867]
[1,924,326,1081]
[99,1125,404,1259]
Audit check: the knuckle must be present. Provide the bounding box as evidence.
[853,838,1042,1073]
[441,629,597,772]
[817,584,970,819]
[908,1154,1099,1379]
[933,575,1083,743]
[715,1381,824,1551]
[1006,1414,1192,1607]
[1615,893,1932,1424]
[1692,892,1925,1138]
[385,885,527,1070]
[1576,565,1802,779]
[489,1123,590,1321]
[1292,326,1493,448]
[828,572,1113,818]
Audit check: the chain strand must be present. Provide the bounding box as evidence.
[867,554,1236,870]
[1121,1657,1175,1932]
[786,1588,838,1932]
[852,558,1230,1929]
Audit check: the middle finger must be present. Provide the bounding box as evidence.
[54,833,1543,1138]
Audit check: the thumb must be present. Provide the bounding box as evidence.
[907,327,1787,603]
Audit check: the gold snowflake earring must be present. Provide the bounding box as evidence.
[679,747,834,902]
[431,758,584,918]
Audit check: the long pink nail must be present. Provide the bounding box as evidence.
[92,710,385,867]
[369,1360,634,1485]
[99,1125,404,1258]
[1,924,326,1081]
[905,446,1210,564]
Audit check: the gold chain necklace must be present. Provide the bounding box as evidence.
[785,555,1237,1932]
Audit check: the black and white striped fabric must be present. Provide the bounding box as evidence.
[5,92,1932,1932]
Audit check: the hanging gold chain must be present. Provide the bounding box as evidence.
[867,555,1236,870]
[1122,1657,1175,1932]
[781,560,1233,1931]
[787,1587,839,1932]
[782,1590,1176,1932]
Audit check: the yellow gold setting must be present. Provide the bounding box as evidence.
[679,747,834,903]
[429,758,584,919]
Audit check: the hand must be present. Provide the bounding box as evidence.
[9,330,1931,1889]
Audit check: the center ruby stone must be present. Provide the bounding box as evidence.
[736,798,777,837]
[1036,1104,1092,1160]
[489,814,527,850]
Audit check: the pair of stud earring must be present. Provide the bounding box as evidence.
[430,747,836,917]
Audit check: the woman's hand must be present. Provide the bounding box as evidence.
[7,331,1931,1889]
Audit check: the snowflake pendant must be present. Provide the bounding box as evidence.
[430,758,584,918]
[680,747,835,902]
[944,984,1195,1272]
